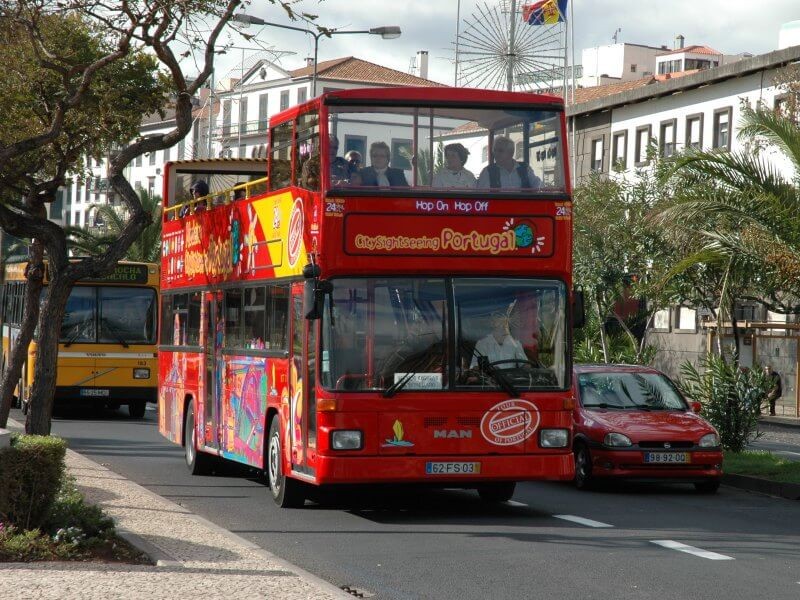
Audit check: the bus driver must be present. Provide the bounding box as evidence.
[470,311,527,368]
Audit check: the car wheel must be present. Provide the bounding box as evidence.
[574,442,594,490]
[694,480,720,494]
[267,417,305,508]
[184,403,212,475]
[477,482,517,503]
[128,400,146,419]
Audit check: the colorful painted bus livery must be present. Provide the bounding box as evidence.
[158,87,579,507]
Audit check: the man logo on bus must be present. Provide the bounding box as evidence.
[287,198,304,267]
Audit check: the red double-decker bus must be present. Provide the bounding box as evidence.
[158,87,579,507]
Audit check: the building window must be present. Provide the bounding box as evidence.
[258,93,269,132]
[280,90,289,111]
[590,136,604,172]
[685,113,704,150]
[222,99,232,136]
[713,106,733,150]
[652,308,671,332]
[163,145,170,162]
[634,124,651,165]
[657,59,682,75]
[659,119,677,158]
[149,150,157,166]
[239,143,246,158]
[685,58,712,71]
[297,87,307,105]
[178,139,185,160]
[238,97,248,136]
[135,154,142,167]
[675,306,697,332]
[611,130,627,169]
[630,63,637,73]
[344,135,367,158]
[391,138,413,170]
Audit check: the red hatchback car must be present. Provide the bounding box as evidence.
[572,364,723,493]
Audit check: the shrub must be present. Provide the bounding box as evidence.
[0,435,67,530]
[679,354,770,452]
[44,476,113,538]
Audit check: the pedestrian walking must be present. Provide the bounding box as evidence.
[764,365,783,416]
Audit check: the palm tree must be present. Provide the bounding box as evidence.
[658,105,800,357]
[68,190,162,262]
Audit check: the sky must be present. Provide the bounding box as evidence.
[213,0,800,86]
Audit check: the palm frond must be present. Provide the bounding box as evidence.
[738,105,800,174]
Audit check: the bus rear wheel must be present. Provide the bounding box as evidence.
[267,418,305,508]
[477,482,516,503]
[184,403,212,475]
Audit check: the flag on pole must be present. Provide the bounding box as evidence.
[522,0,568,25]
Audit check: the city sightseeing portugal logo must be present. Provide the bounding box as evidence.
[504,218,545,254]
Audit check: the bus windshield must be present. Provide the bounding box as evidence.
[320,277,567,393]
[327,104,565,193]
[60,286,157,345]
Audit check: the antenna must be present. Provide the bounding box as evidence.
[612,28,622,44]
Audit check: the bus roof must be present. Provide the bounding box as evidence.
[321,86,565,107]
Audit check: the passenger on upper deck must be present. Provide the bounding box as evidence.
[345,150,362,177]
[432,143,476,189]
[179,179,209,217]
[233,182,247,200]
[359,141,409,188]
[477,136,541,190]
[329,135,351,184]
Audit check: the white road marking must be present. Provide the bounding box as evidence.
[506,500,527,507]
[651,540,734,560]
[554,514,613,528]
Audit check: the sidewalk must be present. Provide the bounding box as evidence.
[0,421,349,600]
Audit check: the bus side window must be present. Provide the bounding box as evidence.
[224,289,244,348]
[268,285,289,350]
[243,286,266,349]
[269,122,293,191]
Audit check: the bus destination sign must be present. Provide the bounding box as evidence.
[84,264,150,284]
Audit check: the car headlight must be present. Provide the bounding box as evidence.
[331,430,363,450]
[539,429,569,448]
[133,368,150,379]
[604,432,632,447]
[699,433,720,448]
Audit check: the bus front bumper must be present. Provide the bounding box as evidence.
[306,453,574,485]
[54,386,157,404]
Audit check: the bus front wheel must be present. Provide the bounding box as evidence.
[267,418,305,508]
[477,482,516,502]
[184,403,212,475]
[128,400,146,419]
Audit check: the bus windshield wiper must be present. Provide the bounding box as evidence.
[481,361,519,397]
[62,326,86,347]
[100,318,129,348]
[383,371,417,398]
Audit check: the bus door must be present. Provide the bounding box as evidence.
[202,291,222,450]
[290,283,317,477]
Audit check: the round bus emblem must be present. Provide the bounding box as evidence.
[287,198,303,267]
[480,399,540,446]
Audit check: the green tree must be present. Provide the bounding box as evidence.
[0,1,310,434]
[68,191,162,262]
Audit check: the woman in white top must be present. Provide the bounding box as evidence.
[432,143,477,189]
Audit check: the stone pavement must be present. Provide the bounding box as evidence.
[0,428,349,600]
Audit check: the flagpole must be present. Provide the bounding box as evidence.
[454,0,462,86]
[507,0,518,91]
[569,0,576,188]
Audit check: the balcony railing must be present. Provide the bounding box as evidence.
[214,119,268,140]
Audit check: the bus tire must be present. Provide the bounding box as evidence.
[128,400,146,419]
[184,403,212,475]
[477,482,516,502]
[267,417,305,508]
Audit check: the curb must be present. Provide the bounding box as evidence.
[115,527,183,568]
[723,473,800,501]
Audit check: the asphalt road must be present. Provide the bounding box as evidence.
[11,405,800,600]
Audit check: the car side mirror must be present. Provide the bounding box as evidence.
[690,401,702,414]
[572,288,585,329]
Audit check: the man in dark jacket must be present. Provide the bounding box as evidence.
[765,365,783,416]
[358,141,408,187]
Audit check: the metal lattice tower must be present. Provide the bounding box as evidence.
[455,0,567,93]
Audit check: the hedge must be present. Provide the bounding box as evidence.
[0,435,67,530]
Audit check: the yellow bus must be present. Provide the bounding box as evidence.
[0,260,159,418]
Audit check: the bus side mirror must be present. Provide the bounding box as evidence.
[573,289,585,329]
[303,279,322,320]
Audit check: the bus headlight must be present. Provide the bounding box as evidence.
[539,429,569,448]
[331,430,362,450]
[133,368,150,379]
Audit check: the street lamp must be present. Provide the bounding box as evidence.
[232,14,401,96]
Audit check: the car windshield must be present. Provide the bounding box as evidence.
[320,277,567,393]
[327,104,565,194]
[60,286,157,344]
[577,372,687,410]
